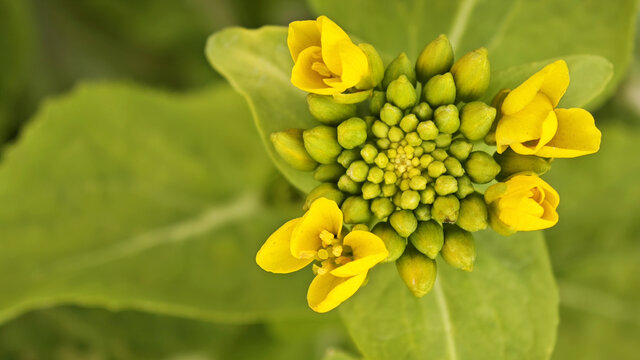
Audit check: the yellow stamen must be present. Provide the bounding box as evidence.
[319,230,335,247]
[317,248,329,260]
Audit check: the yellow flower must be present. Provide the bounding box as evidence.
[288,16,368,95]
[256,198,388,313]
[484,173,559,235]
[495,60,601,158]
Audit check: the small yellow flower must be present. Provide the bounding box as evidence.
[484,173,559,235]
[288,16,368,95]
[495,60,601,158]
[256,198,388,313]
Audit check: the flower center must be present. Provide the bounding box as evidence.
[312,230,353,276]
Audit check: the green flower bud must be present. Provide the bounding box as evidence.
[458,101,497,141]
[435,133,452,148]
[337,117,368,149]
[432,195,460,223]
[422,141,436,153]
[387,75,418,109]
[401,190,421,210]
[409,220,444,259]
[427,160,446,178]
[313,163,344,182]
[390,209,418,237]
[342,196,372,224]
[382,52,417,89]
[369,90,387,115]
[384,170,398,185]
[303,126,342,164]
[435,175,458,195]
[405,132,423,147]
[414,204,432,221]
[434,104,460,134]
[360,144,378,164]
[382,183,397,197]
[409,175,428,191]
[431,149,448,161]
[371,197,395,219]
[337,174,361,194]
[457,192,488,232]
[388,126,405,142]
[356,43,385,90]
[419,154,434,168]
[304,183,345,211]
[380,103,403,126]
[416,34,454,83]
[372,222,407,263]
[367,166,385,184]
[307,94,357,125]
[396,245,437,297]
[362,182,382,199]
[412,102,434,121]
[444,157,464,177]
[346,160,369,182]
[377,138,391,150]
[456,175,474,199]
[400,114,419,133]
[270,129,318,171]
[449,138,473,161]
[351,224,370,232]
[420,186,436,204]
[337,149,360,168]
[423,72,456,107]
[417,120,439,140]
[464,151,501,184]
[441,225,476,271]
[451,48,490,102]
[372,120,390,138]
[494,148,552,180]
[374,153,389,168]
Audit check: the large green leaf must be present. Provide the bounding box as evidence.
[206,26,319,193]
[310,0,637,107]
[545,119,640,359]
[0,82,319,325]
[339,231,558,360]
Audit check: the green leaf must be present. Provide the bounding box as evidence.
[0,82,317,325]
[486,55,613,110]
[545,119,640,359]
[339,231,558,360]
[310,0,637,106]
[206,26,319,193]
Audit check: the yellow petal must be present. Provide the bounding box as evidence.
[538,60,570,108]
[502,60,569,115]
[291,46,338,95]
[536,108,601,158]
[291,198,343,259]
[317,15,352,75]
[256,218,313,273]
[498,207,557,230]
[287,20,321,61]
[307,272,367,313]
[484,182,508,204]
[496,93,557,154]
[330,231,388,278]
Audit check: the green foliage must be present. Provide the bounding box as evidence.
[0,82,319,325]
[339,231,558,360]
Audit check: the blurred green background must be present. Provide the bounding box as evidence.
[0,0,639,359]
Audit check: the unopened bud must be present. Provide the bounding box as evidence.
[409,220,444,259]
[427,160,446,178]
[432,195,460,223]
[459,102,496,141]
[337,117,368,149]
[307,94,357,125]
[449,138,473,161]
[416,34,454,83]
[423,72,456,107]
[361,182,381,199]
[420,186,436,204]
[270,129,318,171]
[456,175,474,199]
[346,160,369,182]
[434,104,460,134]
[396,246,437,297]
[435,133,452,148]
[337,149,360,168]
[400,114,419,133]
[390,210,418,237]
[369,90,387,115]
[337,174,360,194]
[464,151,501,184]
[441,225,476,271]
[406,132,423,147]
[409,176,428,191]
[494,148,552,180]
[401,190,421,210]
[414,204,431,221]
[456,192,488,232]
[431,149,448,161]
[417,120,439,140]
[304,183,345,211]
[372,120,390,138]
[372,222,407,263]
[387,75,418,109]
[371,197,395,219]
[388,126,404,142]
[444,157,464,177]
[435,175,458,196]
[314,163,344,182]
[412,102,434,121]
[451,47,490,102]
[341,196,372,224]
[380,103,403,126]
[303,126,342,164]
[367,166,384,184]
[356,43,385,90]
[382,52,417,88]
[374,153,389,168]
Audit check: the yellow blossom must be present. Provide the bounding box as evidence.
[256,198,388,313]
[288,16,368,95]
[495,60,601,158]
[484,173,559,235]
